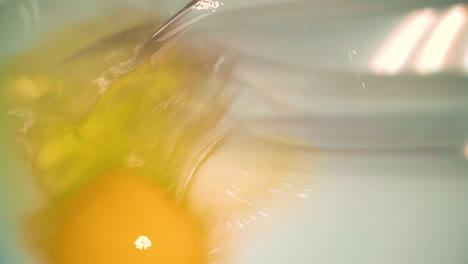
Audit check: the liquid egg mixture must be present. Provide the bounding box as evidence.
[2,14,311,264]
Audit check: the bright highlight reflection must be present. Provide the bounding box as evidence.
[464,47,468,73]
[416,5,467,74]
[372,9,436,75]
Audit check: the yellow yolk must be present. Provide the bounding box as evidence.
[49,169,207,264]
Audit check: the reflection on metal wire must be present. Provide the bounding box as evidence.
[373,4,467,75]
[465,47,468,73]
[193,0,223,12]
[372,9,436,75]
[416,5,467,74]
[464,142,468,160]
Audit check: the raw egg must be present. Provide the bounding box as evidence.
[49,169,207,264]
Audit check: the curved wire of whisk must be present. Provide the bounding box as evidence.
[151,0,204,39]
[134,0,223,63]
[61,0,223,66]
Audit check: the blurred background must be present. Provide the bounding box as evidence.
[1,0,467,263]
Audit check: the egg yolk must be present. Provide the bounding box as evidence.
[49,169,207,264]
